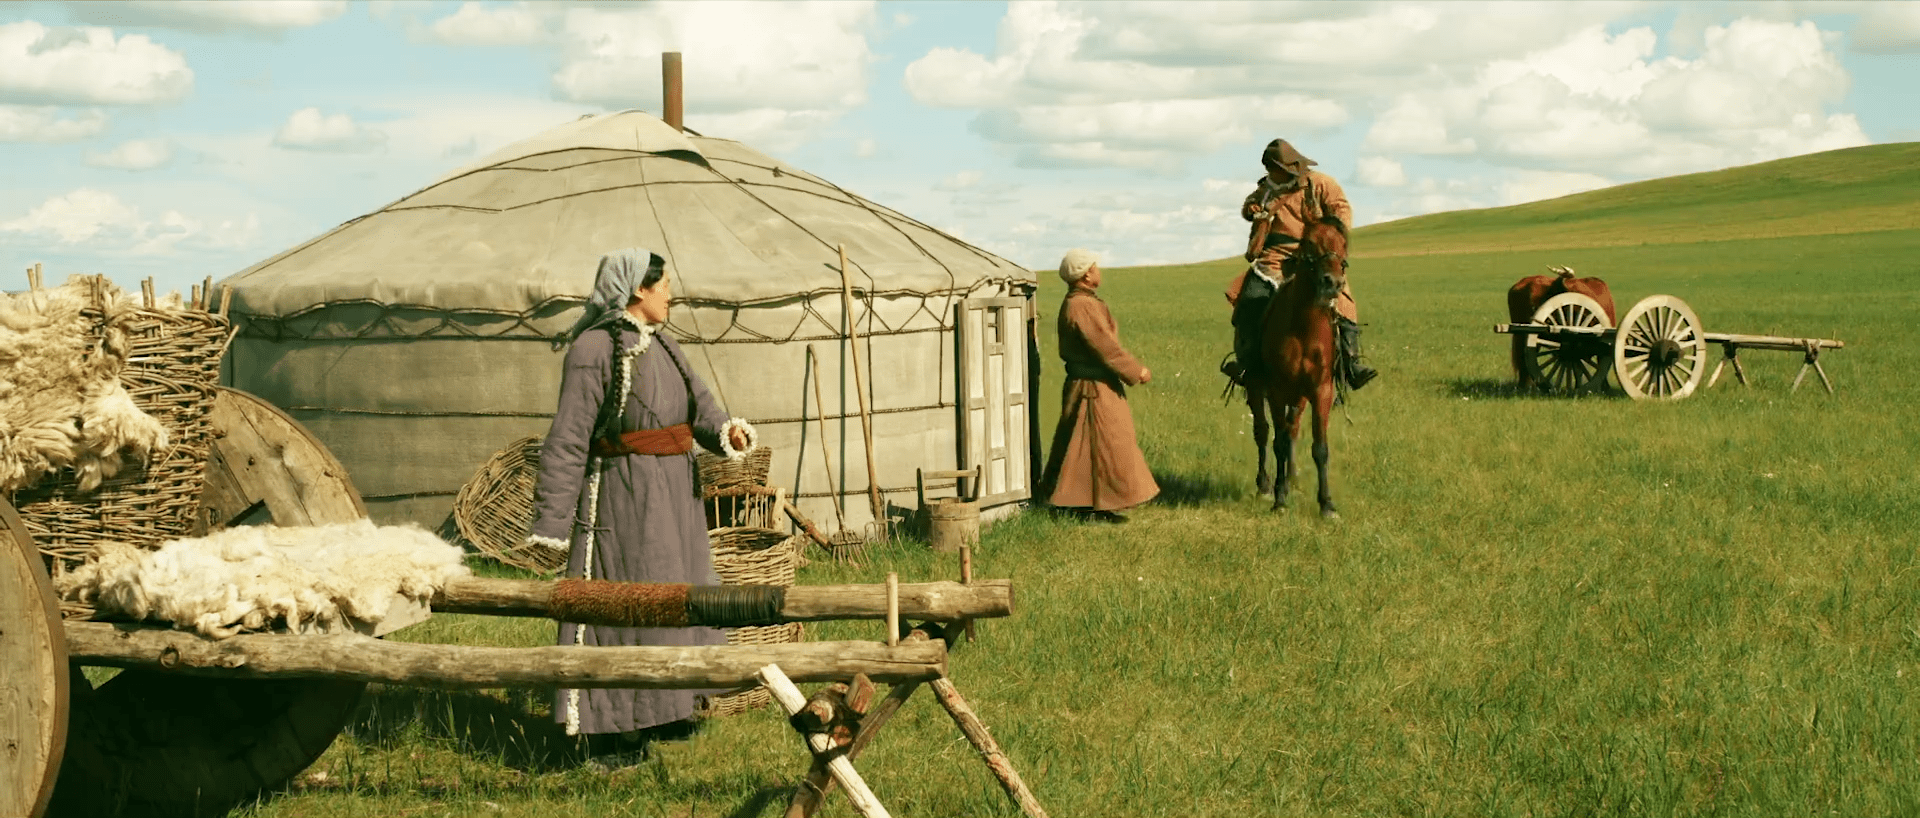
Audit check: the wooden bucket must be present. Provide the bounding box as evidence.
[927,498,980,554]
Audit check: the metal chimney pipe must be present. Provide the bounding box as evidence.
[663,52,683,132]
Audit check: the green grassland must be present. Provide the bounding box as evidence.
[247,151,1920,817]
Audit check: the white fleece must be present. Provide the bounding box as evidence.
[0,275,170,493]
[56,519,472,639]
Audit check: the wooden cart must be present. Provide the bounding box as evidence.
[1496,293,1845,400]
[2,387,1015,818]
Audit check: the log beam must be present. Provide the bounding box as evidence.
[430,577,1013,626]
[65,622,945,689]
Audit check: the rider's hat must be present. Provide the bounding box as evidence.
[1261,139,1316,172]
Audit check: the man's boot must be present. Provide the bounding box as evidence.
[1338,317,1377,390]
[1226,273,1275,385]
[1229,319,1265,383]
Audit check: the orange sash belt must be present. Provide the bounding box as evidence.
[591,423,694,457]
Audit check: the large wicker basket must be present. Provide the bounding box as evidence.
[705,525,806,716]
[448,437,563,574]
[12,285,232,619]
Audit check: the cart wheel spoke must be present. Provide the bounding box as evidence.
[1524,292,1612,395]
[1615,295,1707,401]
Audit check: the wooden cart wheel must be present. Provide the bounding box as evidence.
[1,498,67,818]
[1614,295,1709,401]
[1522,292,1614,395]
[48,387,370,818]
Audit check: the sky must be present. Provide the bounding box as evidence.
[2,0,1918,297]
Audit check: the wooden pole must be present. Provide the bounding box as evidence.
[930,677,1051,818]
[885,572,899,646]
[807,344,844,527]
[759,663,893,818]
[429,577,1012,625]
[662,52,684,132]
[961,543,977,643]
[66,622,946,689]
[838,244,885,526]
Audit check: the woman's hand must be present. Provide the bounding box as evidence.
[1138,367,1152,384]
[728,427,750,453]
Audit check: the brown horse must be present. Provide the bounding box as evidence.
[1508,266,1616,389]
[1247,217,1347,518]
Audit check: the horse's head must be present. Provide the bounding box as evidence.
[1293,218,1349,309]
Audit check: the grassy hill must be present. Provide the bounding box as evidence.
[1345,142,1920,258]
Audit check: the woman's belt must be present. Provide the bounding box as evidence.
[1063,362,1118,382]
[591,423,694,457]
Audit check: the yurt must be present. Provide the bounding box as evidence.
[217,107,1038,535]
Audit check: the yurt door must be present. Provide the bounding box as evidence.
[956,297,1031,506]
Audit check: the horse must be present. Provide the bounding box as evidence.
[1508,266,1616,389]
[1246,217,1348,518]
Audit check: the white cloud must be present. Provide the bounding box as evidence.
[1360,19,1867,179]
[0,188,261,256]
[902,1,1651,171]
[422,2,552,46]
[0,105,107,142]
[272,107,388,153]
[0,21,192,105]
[936,170,983,191]
[853,137,877,158]
[1500,170,1613,205]
[67,1,349,34]
[410,1,877,148]
[1356,156,1407,188]
[0,189,141,243]
[1200,178,1241,193]
[85,138,174,170]
[1848,2,1920,53]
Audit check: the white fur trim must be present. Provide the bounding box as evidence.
[524,534,569,554]
[719,417,758,461]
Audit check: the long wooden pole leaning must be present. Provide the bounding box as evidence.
[931,677,1052,818]
[807,344,844,526]
[66,623,947,689]
[759,663,893,818]
[838,244,885,525]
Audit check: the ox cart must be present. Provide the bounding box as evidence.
[1495,293,1846,400]
[2,272,1039,818]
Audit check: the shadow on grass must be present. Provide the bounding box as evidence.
[1443,377,1552,400]
[725,785,797,818]
[1152,469,1245,506]
[348,684,585,772]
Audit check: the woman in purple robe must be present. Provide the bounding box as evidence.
[522,248,758,764]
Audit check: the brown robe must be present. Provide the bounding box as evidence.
[1038,287,1159,511]
[1225,170,1361,322]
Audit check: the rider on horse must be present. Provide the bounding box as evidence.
[1222,138,1377,392]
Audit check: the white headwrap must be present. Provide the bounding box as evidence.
[554,248,666,350]
[1059,248,1098,285]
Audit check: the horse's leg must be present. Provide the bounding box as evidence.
[1271,394,1302,512]
[1312,380,1338,519]
[1249,385,1271,493]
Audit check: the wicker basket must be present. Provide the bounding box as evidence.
[705,525,806,716]
[13,296,232,619]
[448,437,564,574]
[696,446,772,493]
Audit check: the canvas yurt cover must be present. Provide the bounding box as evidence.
[218,111,1038,533]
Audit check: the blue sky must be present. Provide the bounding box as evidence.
[2,0,1917,298]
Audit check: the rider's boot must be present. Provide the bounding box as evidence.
[1229,318,1265,384]
[1338,316,1377,391]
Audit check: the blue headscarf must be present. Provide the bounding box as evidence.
[555,248,666,350]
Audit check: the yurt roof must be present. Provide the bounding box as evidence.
[220,110,1033,319]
